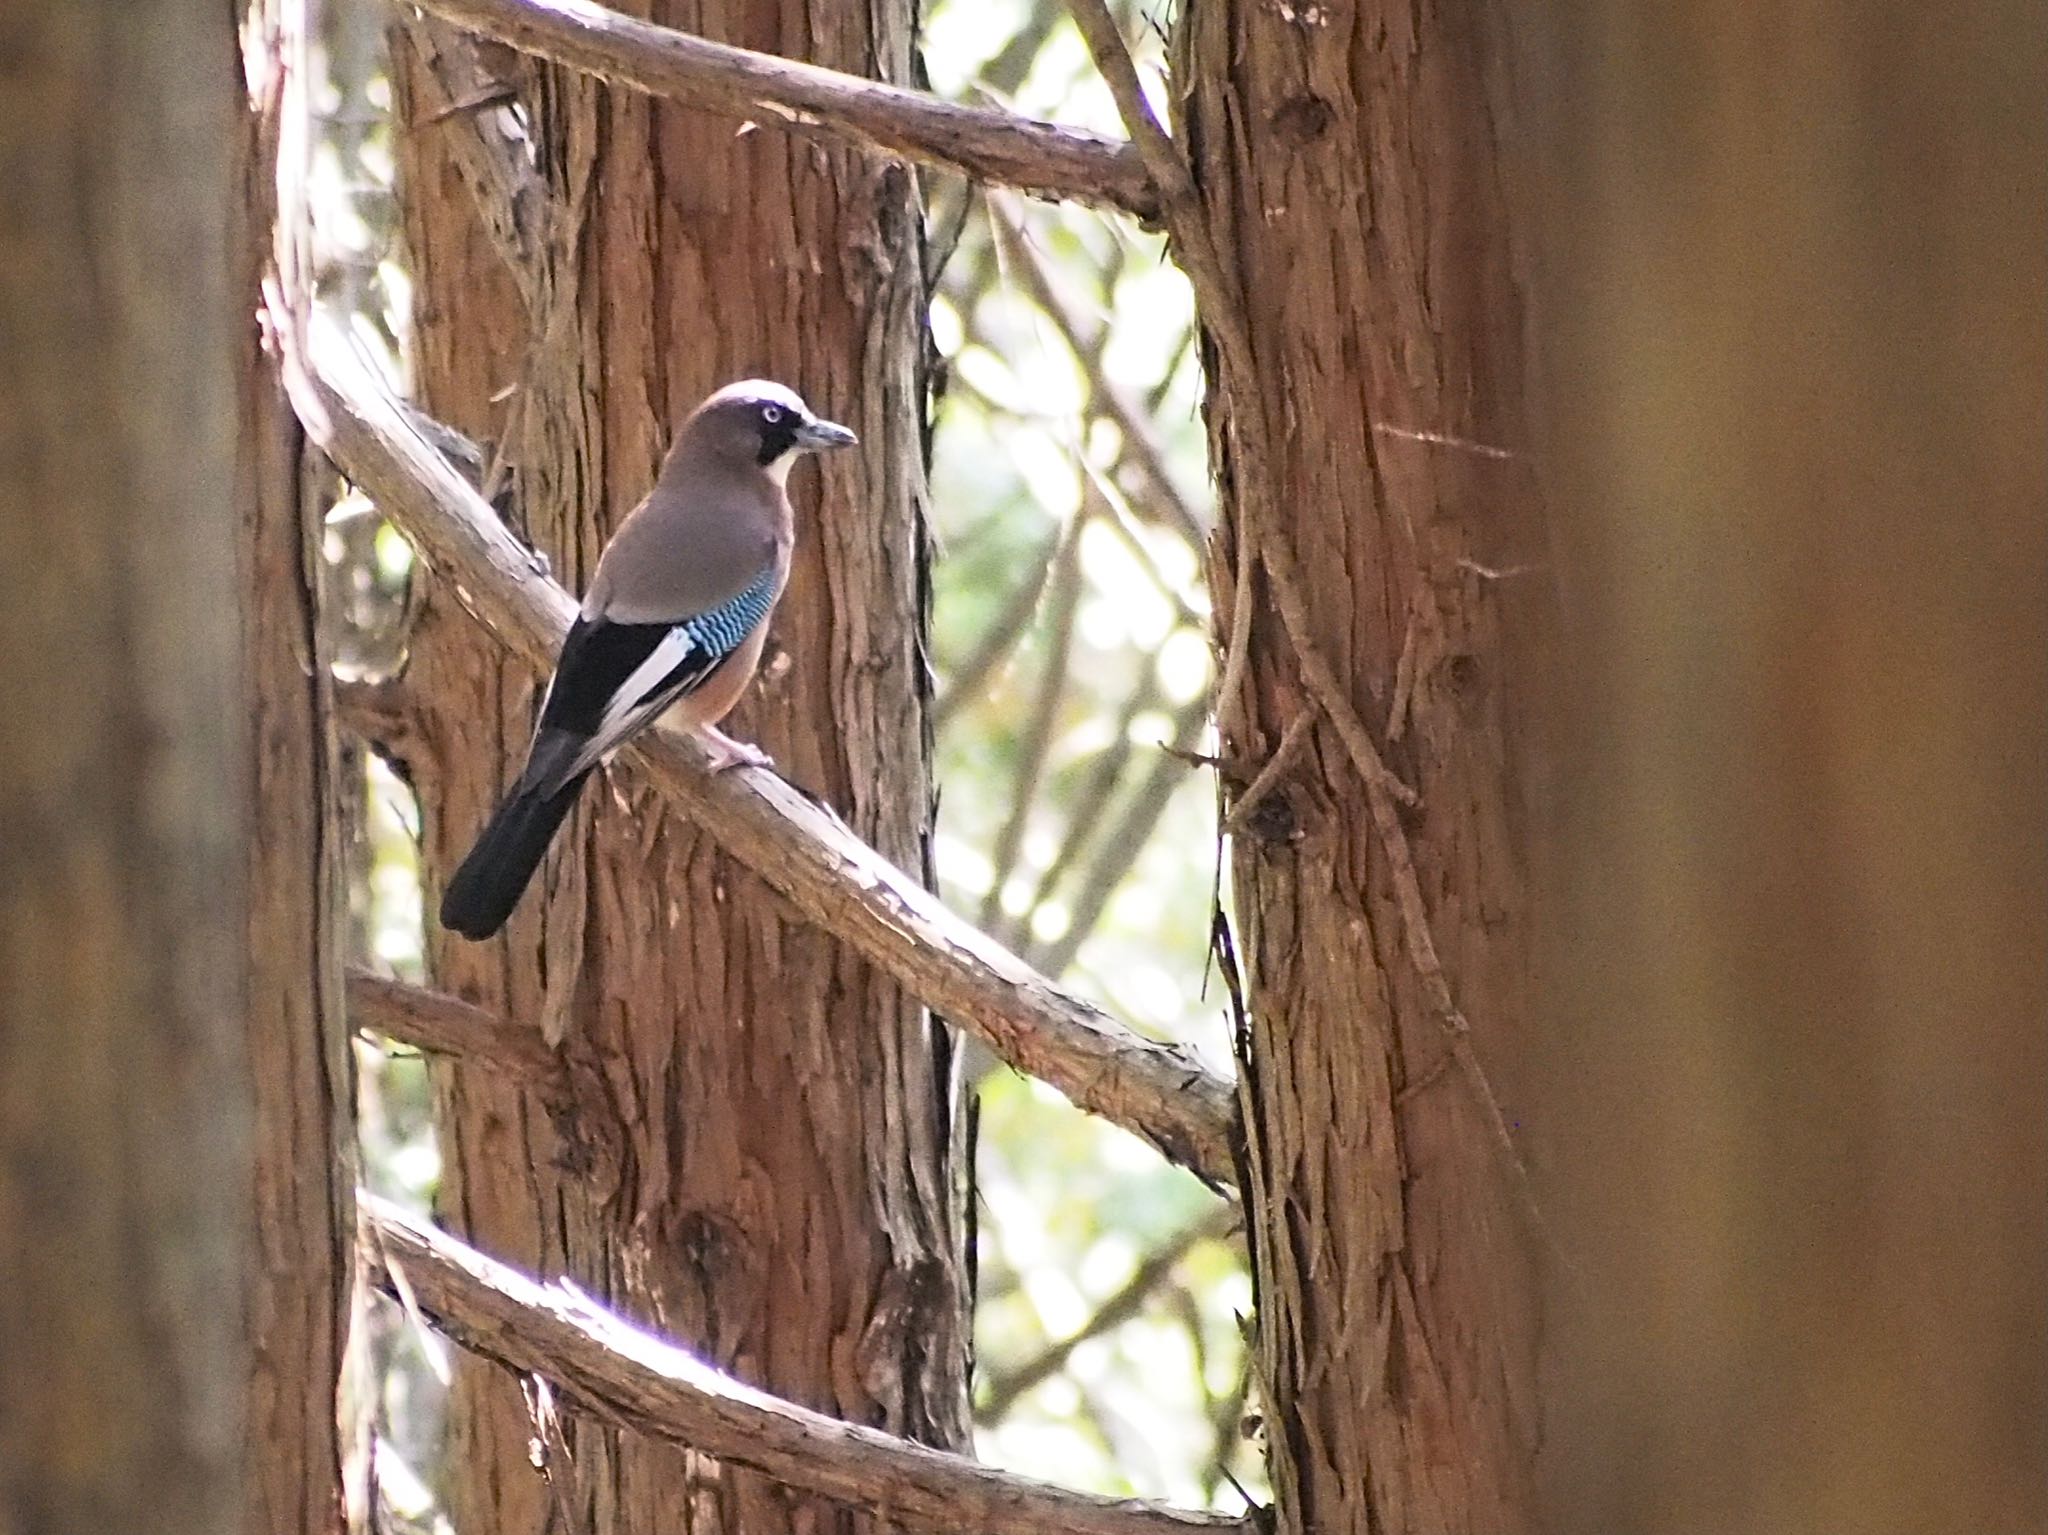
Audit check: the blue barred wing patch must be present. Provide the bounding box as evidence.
[677,565,778,662]
[593,564,777,739]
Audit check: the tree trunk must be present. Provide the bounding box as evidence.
[1181,3,1545,1531]
[1523,6,2048,1531]
[390,3,967,1532]
[0,3,248,1531]
[237,1,357,1530]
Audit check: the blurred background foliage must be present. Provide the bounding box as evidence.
[309,0,1258,1524]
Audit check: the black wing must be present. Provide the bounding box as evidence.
[537,615,701,737]
[522,567,779,792]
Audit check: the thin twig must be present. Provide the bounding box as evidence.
[1250,537,1420,810]
[359,1195,1252,1535]
[1220,709,1317,837]
[979,1205,1240,1422]
[408,0,1159,217]
[1385,591,1426,745]
[979,522,1086,932]
[1085,472,1206,626]
[1002,672,1162,951]
[1060,0,1263,742]
[1033,697,1207,978]
[933,522,1066,731]
[986,198,1206,546]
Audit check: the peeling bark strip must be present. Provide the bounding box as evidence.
[406,0,1158,217]
[361,1197,1247,1535]
[288,325,1240,1189]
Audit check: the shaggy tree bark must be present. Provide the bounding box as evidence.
[1524,5,2047,1531]
[1180,3,1546,1531]
[388,2,966,1531]
[237,2,356,1530]
[0,3,248,1531]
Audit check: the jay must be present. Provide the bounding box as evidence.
[439,379,856,940]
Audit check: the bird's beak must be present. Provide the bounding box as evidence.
[795,417,858,451]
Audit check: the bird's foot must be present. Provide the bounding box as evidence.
[698,726,774,774]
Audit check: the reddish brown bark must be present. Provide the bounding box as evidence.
[238,4,355,1531]
[391,3,967,1531]
[0,1,248,1528]
[1181,3,1546,1531]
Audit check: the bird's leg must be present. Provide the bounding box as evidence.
[697,724,774,774]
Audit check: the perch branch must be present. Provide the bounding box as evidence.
[284,312,1238,1190]
[359,1195,1250,1535]
[406,0,1158,217]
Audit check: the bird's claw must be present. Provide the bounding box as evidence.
[699,727,774,775]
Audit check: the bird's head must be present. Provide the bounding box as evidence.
[684,380,858,485]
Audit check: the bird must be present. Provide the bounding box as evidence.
[438,379,857,940]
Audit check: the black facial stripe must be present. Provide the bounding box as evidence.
[756,416,800,464]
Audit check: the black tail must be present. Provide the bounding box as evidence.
[439,774,589,939]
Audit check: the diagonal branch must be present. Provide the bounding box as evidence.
[407,0,1158,218]
[284,311,1239,1190]
[360,1195,1251,1535]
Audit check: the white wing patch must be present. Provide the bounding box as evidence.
[595,623,699,742]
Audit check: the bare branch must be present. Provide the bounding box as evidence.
[406,0,1159,218]
[1001,671,1162,953]
[285,312,1239,1190]
[1033,699,1207,978]
[978,522,1085,932]
[359,1195,1252,1535]
[987,196,1207,546]
[346,968,564,1091]
[932,522,1062,732]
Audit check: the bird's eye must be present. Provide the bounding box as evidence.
[762,405,785,424]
